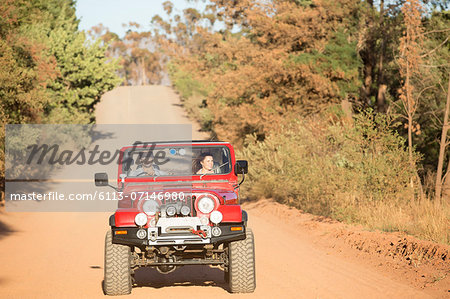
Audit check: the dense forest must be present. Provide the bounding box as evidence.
[1,0,449,243]
[0,0,122,197]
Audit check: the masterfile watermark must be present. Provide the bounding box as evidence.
[25,142,170,166]
[5,124,193,212]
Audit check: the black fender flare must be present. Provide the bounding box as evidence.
[242,210,248,226]
[109,214,116,227]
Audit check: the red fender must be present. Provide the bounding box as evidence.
[217,205,242,223]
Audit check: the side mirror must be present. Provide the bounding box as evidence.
[234,160,248,175]
[94,172,109,187]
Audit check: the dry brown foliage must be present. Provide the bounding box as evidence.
[162,0,362,146]
[398,0,424,165]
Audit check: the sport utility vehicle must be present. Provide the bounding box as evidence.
[95,141,255,295]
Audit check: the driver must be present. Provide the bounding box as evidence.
[129,161,156,176]
[140,162,157,176]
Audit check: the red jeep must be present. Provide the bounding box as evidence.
[95,141,255,295]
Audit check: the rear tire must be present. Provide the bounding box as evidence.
[228,228,256,293]
[104,230,132,296]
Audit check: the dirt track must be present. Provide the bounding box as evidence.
[0,86,448,298]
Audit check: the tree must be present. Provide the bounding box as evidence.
[155,0,365,145]
[91,22,164,86]
[435,76,450,202]
[42,3,122,123]
[0,0,57,125]
[397,0,424,183]
[122,23,163,85]
[0,0,122,201]
[358,0,404,112]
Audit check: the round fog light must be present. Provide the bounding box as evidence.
[136,228,147,239]
[212,227,222,237]
[210,211,223,224]
[135,213,148,226]
[180,205,190,216]
[166,206,177,216]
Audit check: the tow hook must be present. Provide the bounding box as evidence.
[190,229,207,238]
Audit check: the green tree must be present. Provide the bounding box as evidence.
[42,3,122,123]
[1,0,122,201]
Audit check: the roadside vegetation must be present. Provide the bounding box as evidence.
[148,0,449,244]
[240,112,448,244]
[0,0,122,201]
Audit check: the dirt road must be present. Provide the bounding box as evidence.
[0,86,447,298]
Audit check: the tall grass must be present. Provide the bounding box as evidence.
[238,110,449,244]
[357,198,449,245]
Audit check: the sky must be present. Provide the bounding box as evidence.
[75,0,206,37]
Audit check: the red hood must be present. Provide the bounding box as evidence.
[118,180,239,208]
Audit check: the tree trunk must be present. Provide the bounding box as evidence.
[140,57,147,86]
[377,84,387,112]
[435,76,450,203]
[406,61,414,166]
[442,165,450,201]
[376,0,387,112]
[405,59,418,199]
[362,60,373,105]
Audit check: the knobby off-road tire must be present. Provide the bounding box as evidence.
[228,228,256,293]
[104,230,132,296]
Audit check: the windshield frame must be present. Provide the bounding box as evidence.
[119,144,233,179]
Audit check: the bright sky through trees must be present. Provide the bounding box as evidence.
[75,0,206,37]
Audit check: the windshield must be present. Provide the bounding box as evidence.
[121,145,231,177]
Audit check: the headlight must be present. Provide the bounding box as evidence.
[135,213,148,226]
[143,200,159,216]
[197,196,215,214]
[210,210,223,224]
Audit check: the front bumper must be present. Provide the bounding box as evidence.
[111,222,246,247]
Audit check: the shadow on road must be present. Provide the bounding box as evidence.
[0,216,15,240]
[133,265,228,291]
[100,266,228,295]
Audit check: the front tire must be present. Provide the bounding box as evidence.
[228,228,256,293]
[104,230,132,296]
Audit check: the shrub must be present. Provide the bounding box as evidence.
[238,110,448,244]
[168,63,213,131]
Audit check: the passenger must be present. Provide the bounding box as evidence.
[195,152,214,174]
